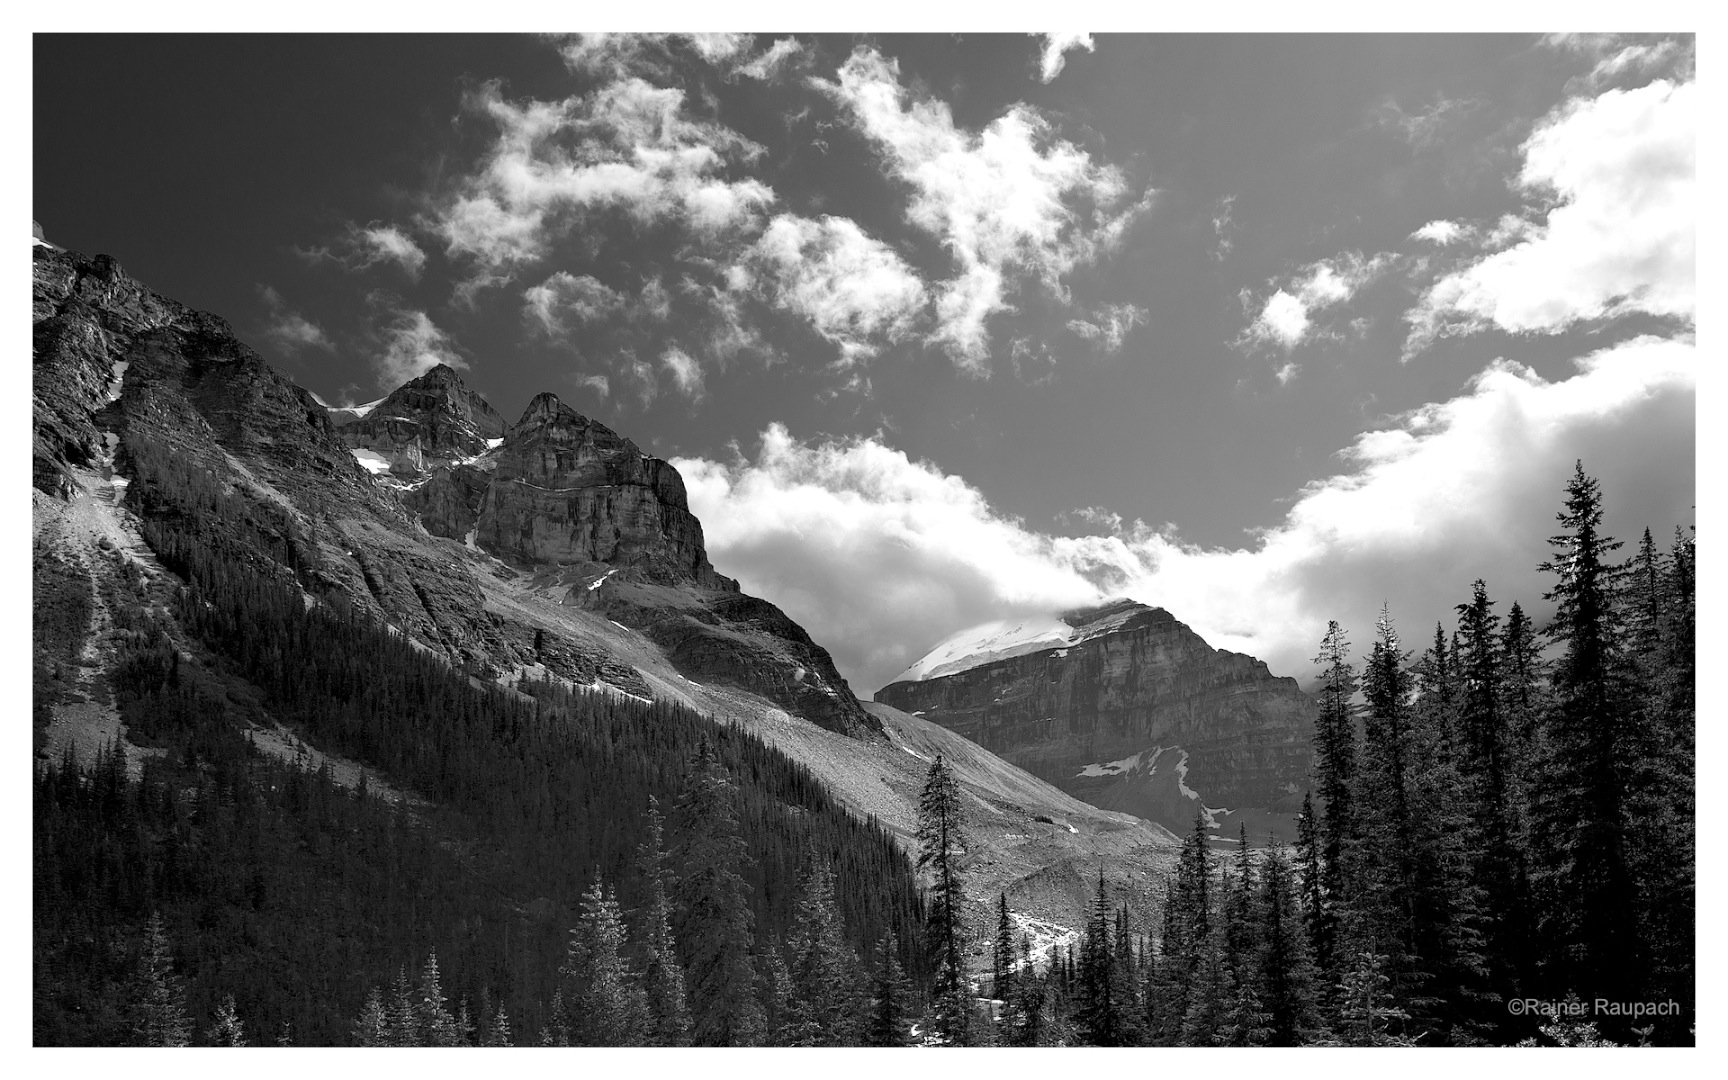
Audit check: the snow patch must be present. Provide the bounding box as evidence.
[894,614,1075,682]
[350,448,393,475]
[463,527,479,551]
[587,568,617,591]
[486,437,505,449]
[104,360,129,403]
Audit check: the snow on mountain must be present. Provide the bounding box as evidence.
[892,614,1076,683]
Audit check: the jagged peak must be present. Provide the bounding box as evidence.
[513,392,631,446]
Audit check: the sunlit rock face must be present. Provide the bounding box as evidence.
[877,599,1315,838]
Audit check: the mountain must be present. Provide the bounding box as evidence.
[31,239,1175,963]
[876,598,1316,841]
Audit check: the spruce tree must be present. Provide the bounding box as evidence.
[352,986,389,1047]
[414,949,460,1047]
[563,875,649,1046]
[670,740,766,1046]
[206,994,247,1047]
[1530,462,1643,1014]
[385,966,418,1047]
[866,932,915,1046]
[992,892,1015,1002]
[915,753,970,1045]
[127,913,191,1047]
[1254,843,1322,1046]
[635,796,692,1046]
[480,1001,512,1047]
[785,853,863,1046]
[1309,621,1357,977]
[1076,870,1118,1045]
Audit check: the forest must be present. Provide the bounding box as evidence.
[35,432,1692,1046]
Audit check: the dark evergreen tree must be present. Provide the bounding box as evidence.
[414,949,461,1047]
[480,1001,512,1047]
[785,853,863,1046]
[671,741,765,1046]
[1254,842,1322,1046]
[352,987,388,1047]
[386,966,418,1047]
[634,796,691,1046]
[206,994,246,1047]
[915,753,970,1045]
[992,892,1015,1002]
[1309,621,1357,977]
[127,913,191,1047]
[1076,871,1119,1045]
[866,932,915,1047]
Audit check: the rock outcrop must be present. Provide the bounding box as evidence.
[332,363,509,477]
[876,599,1315,837]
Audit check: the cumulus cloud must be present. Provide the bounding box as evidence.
[257,285,333,353]
[1410,219,1471,246]
[373,308,468,388]
[1034,33,1094,83]
[298,222,427,280]
[1404,78,1694,358]
[742,213,928,363]
[522,271,627,337]
[821,46,1150,372]
[1066,302,1146,353]
[660,346,704,400]
[425,76,775,288]
[676,337,1693,694]
[1241,251,1395,353]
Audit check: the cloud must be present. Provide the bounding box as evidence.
[1241,251,1395,353]
[522,271,627,337]
[425,76,775,288]
[298,222,427,280]
[1034,33,1094,83]
[742,213,928,363]
[373,307,468,388]
[660,346,704,400]
[675,336,1693,695]
[821,46,1150,373]
[575,373,611,398]
[1543,33,1694,92]
[257,285,333,353]
[738,37,805,81]
[1211,194,1238,261]
[1410,219,1471,246]
[1066,302,1146,353]
[1374,94,1481,150]
[1405,78,1693,358]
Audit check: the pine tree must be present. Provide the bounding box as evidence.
[415,949,460,1047]
[480,1001,512,1047]
[1293,791,1327,1007]
[1530,462,1643,1013]
[1076,870,1119,1045]
[1336,951,1414,1046]
[352,986,389,1047]
[784,853,863,1046]
[385,966,418,1046]
[635,796,691,1046]
[1309,621,1357,978]
[670,740,764,1046]
[563,875,649,1046]
[992,892,1015,1002]
[866,932,915,1047]
[915,753,970,1045]
[127,912,191,1047]
[206,994,247,1046]
[541,988,571,1046]
[1254,843,1322,1045]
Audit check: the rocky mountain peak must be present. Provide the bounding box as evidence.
[334,362,508,479]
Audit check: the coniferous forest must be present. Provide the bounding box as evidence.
[34,435,1692,1045]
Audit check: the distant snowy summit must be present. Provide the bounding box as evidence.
[892,598,1164,683]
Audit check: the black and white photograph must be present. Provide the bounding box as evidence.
[25,16,1699,1055]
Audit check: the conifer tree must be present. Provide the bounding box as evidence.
[785,853,863,1046]
[992,892,1015,1002]
[541,988,571,1046]
[563,875,649,1046]
[1254,843,1322,1045]
[635,796,691,1046]
[866,932,915,1047]
[1530,462,1642,1010]
[127,912,191,1047]
[1309,621,1357,977]
[352,986,389,1047]
[1293,792,1327,999]
[386,966,418,1046]
[206,994,246,1046]
[670,740,765,1046]
[415,949,460,1046]
[1336,951,1414,1046]
[1076,870,1119,1045]
[480,1001,512,1047]
[915,753,970,1045]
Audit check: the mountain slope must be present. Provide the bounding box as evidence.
[878,599,1316,841]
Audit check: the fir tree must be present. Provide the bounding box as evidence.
[635,796,692,1046]
[866,932,915,1046]
[915,753,970,1045]
[992,892,1015,1002]
[127,913,191,1047]
[1076,870,1119,1045]
[385,966,418,1047]
[541,988,571,1046]
[414,949,460,1047]
[563,875,649,1046]
[1254,843,1322,1046]
[785,853,863,1046]
[352,987,388,1047]
[670,740,765,1046]
[1309,621,1357,977]
[206,994,247,1046]
[1336,951,1414,1046]
[480,1001,512,1047]
[1530,462,1643,1012]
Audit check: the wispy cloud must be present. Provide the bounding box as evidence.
[297,222,427,280]
[660,346,705,400]
[1066,302,1146,354]
[372,305,468,389]
[257,284,333,353]
[1033,33,1094,83]
[1240,251,1396,356]
[738,37,806,81]
[820,46,1151,373]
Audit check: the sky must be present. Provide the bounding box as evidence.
[32,30,1697,696]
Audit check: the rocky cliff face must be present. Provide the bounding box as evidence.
[331,363,509,477]
[876,599,1315,838]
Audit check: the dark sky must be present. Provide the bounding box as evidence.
[34,32,1696,693]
